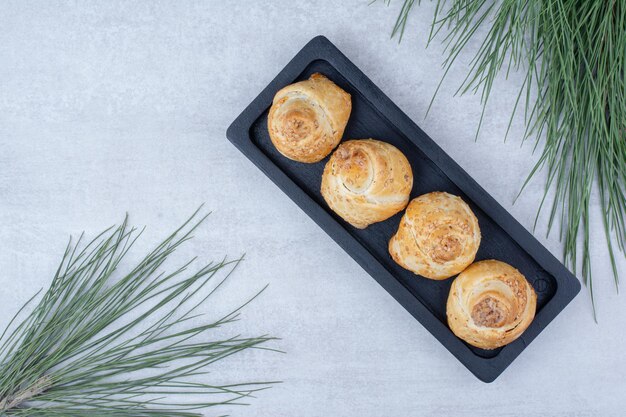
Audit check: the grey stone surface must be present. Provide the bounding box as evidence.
[1,1,624,416]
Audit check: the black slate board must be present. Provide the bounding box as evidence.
[226,35,580,382]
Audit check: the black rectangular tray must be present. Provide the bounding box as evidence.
[226,35,580,382]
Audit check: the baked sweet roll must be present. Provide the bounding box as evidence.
[388,192,481,280]
[321,139,413,228]
[267,73,351,163]
[446,260,537,349]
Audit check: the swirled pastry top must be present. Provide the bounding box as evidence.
[267,73,351,163]
[446,260,537,350]
[388,192,480,280]
[321,139,413,229]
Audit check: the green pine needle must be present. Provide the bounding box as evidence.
[382,0,626,317]
[0,208,278,416]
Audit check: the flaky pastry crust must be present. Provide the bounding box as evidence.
[268,73,351,163]
[388,192,480,280]
[321,139,413,228]
[446,260,537,349]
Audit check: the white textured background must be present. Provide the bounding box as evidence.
[1,1,625,416]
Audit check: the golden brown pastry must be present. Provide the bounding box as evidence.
[267,73,351,163]
[321,139,413,229]
[388,192,480,280]
[446,260,537,349]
